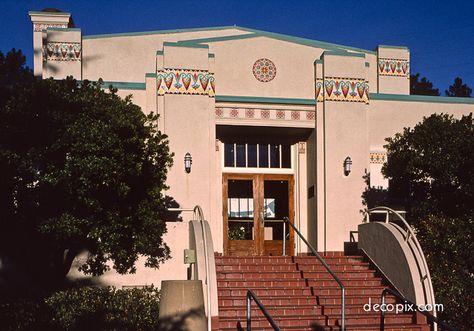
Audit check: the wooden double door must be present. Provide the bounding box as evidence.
[223,174,294,256]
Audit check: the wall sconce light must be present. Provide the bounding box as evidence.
[343,156,352,176]
[184,152,192,173]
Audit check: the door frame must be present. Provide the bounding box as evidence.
[223,173,295,256]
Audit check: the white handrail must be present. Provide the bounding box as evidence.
[364,206,436,323]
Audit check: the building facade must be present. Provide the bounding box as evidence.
[29,10,474,286]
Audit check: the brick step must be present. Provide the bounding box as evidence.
[311,286,387,296]
[297,263,371,271]
[215,256,293,264]
[328,314,414,326]
[294,256,365,263]
[219,288,313,297]
[217,264,298,272]
[217,270,377,279]
[322,304,412,316]
[217,270,301,279]
[318,294,397,305]
[301,270,376,278]
[307,278,383,287]
[219,315,327,328]
[218,279,307,287]
[219,326,428,331]
[219,304,322,317]
[219,295,319,307]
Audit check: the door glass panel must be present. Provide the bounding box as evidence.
[228,179,254,240]
[263,180,289,240]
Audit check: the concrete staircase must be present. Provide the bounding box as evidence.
[216,252,430,331]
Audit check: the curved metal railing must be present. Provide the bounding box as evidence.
[364,206,436,321]
[380,288,457,331]
[246,290,280,331]
[283,217,346,331]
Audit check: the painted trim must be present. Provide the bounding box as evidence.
[83,25,239,40]
[156,50,164,55]
[370,93,474,104]
[145,73,157,78]
[377,45,409,50]
[28,11,71,17]
[101,81,146,90]
[178,33,259,44]
[323,50,366,58]
[163,41,209,49]
[314,60,323,64]
[83,25,375,55]
[46,27,81,32]
[216,95,315,105]
[208,53,215,58]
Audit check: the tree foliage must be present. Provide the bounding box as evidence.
[445,77,472,97]
[382,113,474,330]
[410,73,440,96]
[0,49,173,287]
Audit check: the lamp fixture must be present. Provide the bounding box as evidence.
[184,152,192,173]
[343,156,352,176]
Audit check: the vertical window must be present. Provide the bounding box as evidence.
[224,143,234,167]
[247,144,257,167]
[259,144,269,168]
[224,143,292,169]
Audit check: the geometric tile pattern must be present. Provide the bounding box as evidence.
[378,58,409,77]
[215,107,315,123]
[316,77,369,104]
[369,152,387,164]
[157,69,215,97]
[43,42,82,61]
[252,58,276,82]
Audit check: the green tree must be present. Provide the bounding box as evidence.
[0,49,173,290]
[410,73,440,96]
[382,113,474,330]
[445,77,472,97]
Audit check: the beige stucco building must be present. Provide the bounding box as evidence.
[29,10,474,289]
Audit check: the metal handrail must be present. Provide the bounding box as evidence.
[283,217,346,331]
[246,290,280,331]
[380,288,457,331]
[365,206,436,323]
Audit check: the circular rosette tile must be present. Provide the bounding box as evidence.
[252,58,276,82]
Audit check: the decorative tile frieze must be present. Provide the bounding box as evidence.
[215,107,315,123]
[369,152,387,164]
[316,77,369,104]
[33,23,68,32]
[378,58,409,77]
[156,69,215,97]
[43,42,82,61]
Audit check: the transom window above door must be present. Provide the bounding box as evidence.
[224,143,292,169]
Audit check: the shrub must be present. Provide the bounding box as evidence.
[45,286,160,330]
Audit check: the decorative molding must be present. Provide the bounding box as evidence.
[43,42,82,61]
[252,58,276,82]
[316,77,369,104]
[378,58,409,77]
[215,107,315,122]
[156,69,215,97]
[369,152,387,164]
[298,142,306,154]
[33,23,68,32]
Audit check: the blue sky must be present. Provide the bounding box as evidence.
[1,0,473,93]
